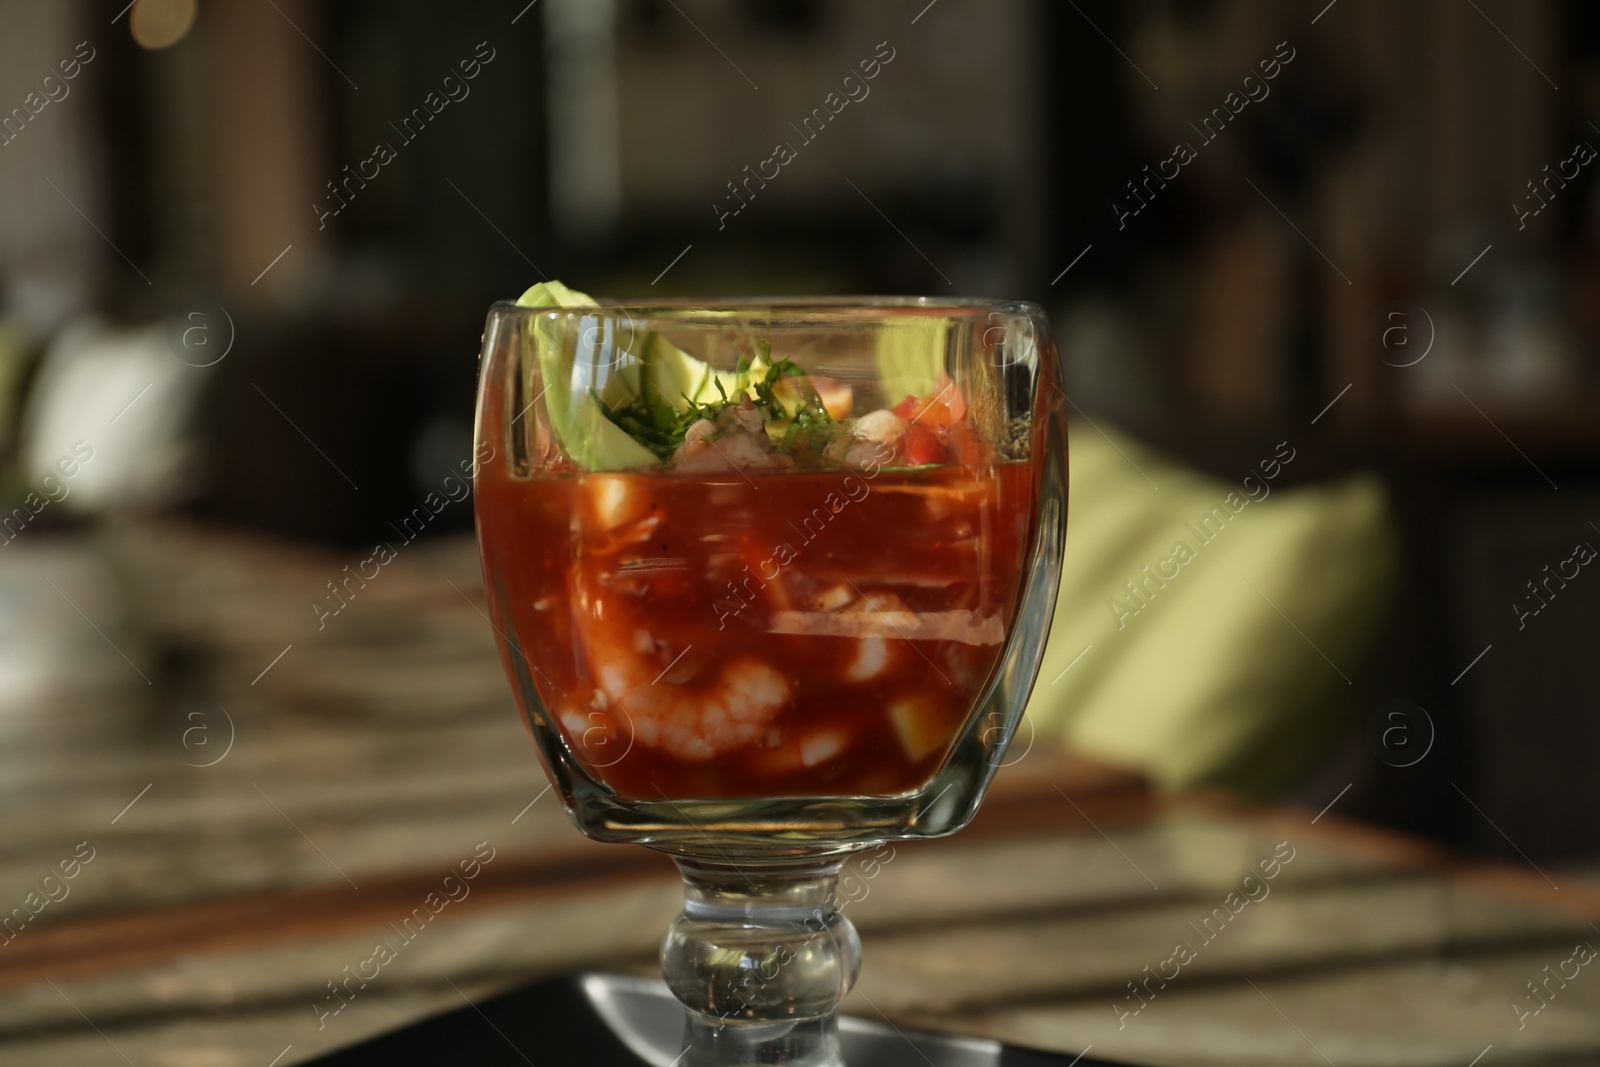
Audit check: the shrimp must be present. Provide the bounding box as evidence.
[671,400,793,473]
[568,560,792,762]
[822,409,905,469]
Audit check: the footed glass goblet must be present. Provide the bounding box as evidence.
[473,295,1065,1066]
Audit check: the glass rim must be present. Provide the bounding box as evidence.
[487,294,1044,319]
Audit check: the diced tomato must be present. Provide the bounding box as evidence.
[891,375,968,429]
[901,424,945,466]
[955,432,991,466]
[920,376,967,428]
[809,376,854,420]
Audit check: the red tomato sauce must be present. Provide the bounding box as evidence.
[476,460,1035,799]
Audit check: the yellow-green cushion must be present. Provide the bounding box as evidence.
[1027,421,1398,793]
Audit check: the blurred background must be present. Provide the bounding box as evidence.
[4,2,1600,1057]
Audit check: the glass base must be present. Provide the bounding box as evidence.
[661,854,863,1066]
[580,972,1021,1067]
[681,1013,843,1067]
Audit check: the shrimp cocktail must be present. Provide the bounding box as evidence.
[473,285,1065,1067]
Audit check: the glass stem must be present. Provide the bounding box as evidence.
[661,855,862,1067]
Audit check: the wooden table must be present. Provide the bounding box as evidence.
[3,523,1598,1066]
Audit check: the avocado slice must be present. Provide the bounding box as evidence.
[513,282,780,467]
[640,332,767,408]
[875,316,947,407]
[515,282,658,471]
[597,362,643,410]
[515,279,592,312]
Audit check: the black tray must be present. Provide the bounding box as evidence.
[307,972,1118,1066]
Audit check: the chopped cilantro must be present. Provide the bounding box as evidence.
[594,339,833,461]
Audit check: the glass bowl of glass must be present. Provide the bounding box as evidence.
[473,290,1066,1066]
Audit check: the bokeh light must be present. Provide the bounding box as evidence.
[129,0,197,51]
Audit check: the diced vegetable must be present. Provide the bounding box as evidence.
[642,332,766,409]
[891,373,967,427]
[517,281,658,472]
[809,376,854,420]
[889,693,952,762]
[514,281,990,474]
[900,424,944,466]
